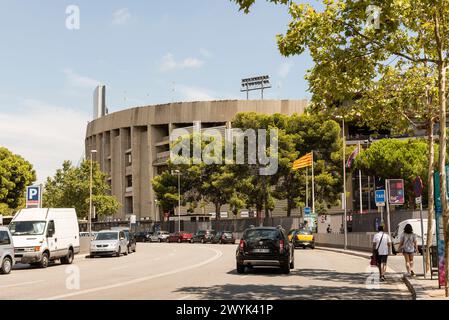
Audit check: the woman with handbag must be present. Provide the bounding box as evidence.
[398,224,419,277]
[372,225,392,282]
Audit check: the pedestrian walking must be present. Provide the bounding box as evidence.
[326,225,332,234]
[372,225,392,282]
[398,224,419,277]
[340,224,344,234]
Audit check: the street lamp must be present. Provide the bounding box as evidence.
[336,116,348,250]
[89,150,97,235]
[173,170,181,233]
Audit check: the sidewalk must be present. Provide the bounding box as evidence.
[316,246,448,300]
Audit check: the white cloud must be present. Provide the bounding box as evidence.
[160,53,204,71]
[112,8,131,25]
[0,99,89,183]
[277,61,294,79]
[63,68,100,89]
[177,85,216,101]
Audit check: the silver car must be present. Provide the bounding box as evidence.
[89,230,128,258]
[0,226,14,274]
[157,231,170,242]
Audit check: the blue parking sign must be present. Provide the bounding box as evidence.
[304,207,311,216]
[26,186,41,208]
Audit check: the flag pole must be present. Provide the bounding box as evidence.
[311,151,315,215]
[306,167,309,208]
[358,141,363,214]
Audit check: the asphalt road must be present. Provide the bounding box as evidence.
[0,243,410,300]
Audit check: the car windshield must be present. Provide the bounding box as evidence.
[298,230,312,235]
[95,232,118,240]
[244,229,280,241]
[9,221,46,236]
[288,230,298,236]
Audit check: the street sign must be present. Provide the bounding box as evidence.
[26,185,42,208]
[130,214,137,224]
[387,179,405,205]
[414,176,424,197]
[304,207,311,216]
[375,190,386,207]
[415,197,422,205]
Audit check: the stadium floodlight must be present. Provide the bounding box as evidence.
[241,75,272,100]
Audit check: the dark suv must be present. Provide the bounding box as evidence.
[236,226,294,274]
[191,230,216,243]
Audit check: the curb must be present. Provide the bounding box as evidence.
[316,246,415,300]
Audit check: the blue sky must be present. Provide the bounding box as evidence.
[0,0,314,182]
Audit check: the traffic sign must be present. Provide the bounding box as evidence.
[375,190,386,207]
[415,197,422,205]
[304,207,311,216]
[414,176,424,197]
[26,185,41,208]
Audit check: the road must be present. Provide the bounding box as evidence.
[1,243,410,300]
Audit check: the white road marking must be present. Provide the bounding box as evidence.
[42,248,223,300]
[0,280,45,289]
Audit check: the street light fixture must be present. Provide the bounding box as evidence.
[89,150,97,235]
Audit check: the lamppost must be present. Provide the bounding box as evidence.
[89,150,97,235]
[173,170,181,233]
[336,116,348,250]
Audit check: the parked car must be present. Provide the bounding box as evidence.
[156,231,170,242]
[191,230,216,243]
[167,231,193,243]
[90,230,128,258]
[10,208,80,268]
[211,231,236,244]
[135,231,151,242]
[392,219,436,255]
[292,229,315,249]
[111,227,137,253]
[0,227,14,274]
[236,226,294,274]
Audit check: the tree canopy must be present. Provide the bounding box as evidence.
[43,160,120,219]
[0,147,36,212]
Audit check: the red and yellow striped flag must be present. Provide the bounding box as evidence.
[292,153,313,170]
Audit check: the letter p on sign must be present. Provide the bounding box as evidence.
[26,186,41,208]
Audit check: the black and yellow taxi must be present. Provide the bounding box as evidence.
[292,229,315,249]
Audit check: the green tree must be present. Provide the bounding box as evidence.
[354,139,430,206]
[233,0,449,294]
[43,160,120,218]
[0,147,36,210]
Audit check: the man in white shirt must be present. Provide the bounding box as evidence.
[372,225,392,282]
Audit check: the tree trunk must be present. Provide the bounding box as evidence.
[434,11,449,297]
[286,197,292,217]
[426,117,436,274]
[215,202,221,231]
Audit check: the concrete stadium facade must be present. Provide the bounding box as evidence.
[85,99,308,223]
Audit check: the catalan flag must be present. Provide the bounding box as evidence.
[292,152,313,170]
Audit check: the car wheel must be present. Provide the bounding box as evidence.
[61,249,74,265]
[281,262,290,274]
[0,257,12,274]
[40,252,49,268]
[236,262,245,274]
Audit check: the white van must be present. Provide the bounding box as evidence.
[392,219,436,254]
[9,208,80,268]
